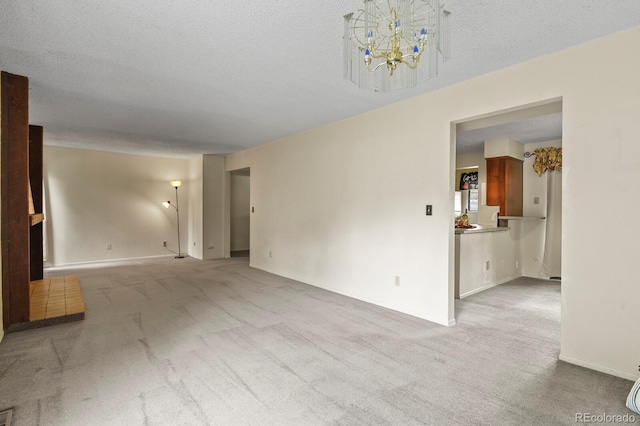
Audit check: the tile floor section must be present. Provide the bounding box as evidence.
[29,275,85,321]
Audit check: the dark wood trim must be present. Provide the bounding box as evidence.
[29,125,44,281]
[1,71,31,327]
[6,312,85,333]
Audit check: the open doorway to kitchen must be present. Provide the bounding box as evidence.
[229,168,251,258]
[451,98,563,312]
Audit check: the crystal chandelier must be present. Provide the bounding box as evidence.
[345,0,450,92]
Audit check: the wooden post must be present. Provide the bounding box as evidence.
[1,71,31,327]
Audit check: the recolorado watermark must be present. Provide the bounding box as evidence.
[575,412,636,423]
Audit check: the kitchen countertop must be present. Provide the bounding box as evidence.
[454,225,509,234]
[498,216,546,220]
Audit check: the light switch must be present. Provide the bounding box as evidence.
[426,205,433,216]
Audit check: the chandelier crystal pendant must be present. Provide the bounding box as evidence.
[345,0,450,92]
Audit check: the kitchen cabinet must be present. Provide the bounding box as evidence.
[486,156,523,216]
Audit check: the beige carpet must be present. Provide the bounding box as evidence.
[0,256,636,425]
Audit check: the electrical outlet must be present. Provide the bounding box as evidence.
[534,196,540,205]
[394,276,400,287]
[163,241,167,247]
[269,251,272,258]
[106,243,112,250]
[516,260,519,269]
[485,260,490,271]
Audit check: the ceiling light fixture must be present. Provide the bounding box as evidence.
[345,0,450,92]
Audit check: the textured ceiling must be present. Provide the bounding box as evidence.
[0,1,638,158]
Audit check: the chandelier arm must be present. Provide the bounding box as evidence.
[400,52,421,61]
[368,61,388,72]
[401,60,419,70]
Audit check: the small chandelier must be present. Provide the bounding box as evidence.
[345,0,450,92]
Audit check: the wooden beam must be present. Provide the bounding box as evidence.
[1,71,31,327]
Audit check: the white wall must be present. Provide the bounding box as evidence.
[484,138,525,160]
[44,146,190,265]
[230,174,250,251]
[185,155,226,260]
[202,155,226,260]
[229,115,454,325]
[521,139,562,277]
[226,28,640,380]
[188,156,203,259]
[456,229,520,298]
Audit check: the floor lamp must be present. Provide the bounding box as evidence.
[163,180,184,259]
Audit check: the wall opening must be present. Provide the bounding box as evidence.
[450,98,563,320]
[229,168,250,258]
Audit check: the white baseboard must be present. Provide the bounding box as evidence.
[44,254,179,270]
[459,275,520,299]
[559,353,639,381]
[249,263,451,326]
[448,318,457,326]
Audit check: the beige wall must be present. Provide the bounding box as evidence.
[44,146,190,265]
[44,148,225,264]
[227,28,640,380]
[186,154,226,260]
[201,155,226,260]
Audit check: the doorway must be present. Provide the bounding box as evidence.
[229,168,250,258]
[451,99,563,311]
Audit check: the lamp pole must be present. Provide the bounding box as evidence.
[174,185,183,258]
[169,180,184,259]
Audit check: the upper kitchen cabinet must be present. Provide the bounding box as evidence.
[486,156,523,216]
